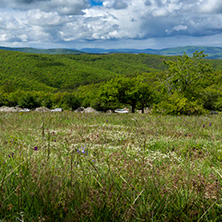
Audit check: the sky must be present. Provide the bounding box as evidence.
[0,0,222,49]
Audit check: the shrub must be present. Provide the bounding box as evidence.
[202,87,222,111]
[18,94,40,109]
[215,96,222,111]
[153,93,206,115]
[63,93,81,111]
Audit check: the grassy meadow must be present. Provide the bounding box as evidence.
[1,112,222,221]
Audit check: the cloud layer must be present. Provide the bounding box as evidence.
[0,0,222,48]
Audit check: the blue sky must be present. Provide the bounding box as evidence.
[90,0,103,6]
[0,0,222,49]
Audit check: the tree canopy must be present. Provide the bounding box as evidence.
[164,51,212,100]
[98,76,154,113]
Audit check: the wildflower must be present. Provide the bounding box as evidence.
[82,146,86,154]
[54,139,56,142]
[209,123,212,126]
[77,146,87,155]
[34,146,38,151]
[203,124,205,128]
[106,120,108,123]
[8,152,15,158]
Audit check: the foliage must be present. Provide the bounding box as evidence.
[153,92,207,115]
[98,76,154,113]
[63,93,81,111]
[18,94,40,109]
[0,50,221,114]
[215,96,222,111]
[201,86,222,111]
[0,93,6,106]
[164,51,212,100]
[0,50,167,92]
[154,51,214,115]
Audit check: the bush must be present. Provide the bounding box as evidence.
[18,94,40,109]
[41,96,53,109]
[63,93,81,111]
[202,87,222,111]
[215,97,222,111]
[153,93,206,115]
[0,93,6,106]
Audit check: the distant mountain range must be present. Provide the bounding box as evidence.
[0,46,84,55]
[1,46,222,59]
[81,46,222,59]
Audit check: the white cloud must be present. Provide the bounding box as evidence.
[0,0,222,48]
[199,0,222,13]
[151,8,168,17]
[113,0,128,9]
[26,10,65,26]
[173,25,188,31]
[0,0,88,15]
[44,0,88,15]
[0,34,8,41]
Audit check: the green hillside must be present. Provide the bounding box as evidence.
[0,50,169,92]
[1,49,222,93]
[0,49,222,113]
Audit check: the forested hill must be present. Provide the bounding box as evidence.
[1,49,222,93]
[0,49,222,114]
[0,50,170,92]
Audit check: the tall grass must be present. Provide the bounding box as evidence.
[1,112,222,221]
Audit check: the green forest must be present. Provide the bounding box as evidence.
[0,49,222,114]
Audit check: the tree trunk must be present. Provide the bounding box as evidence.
[132,105,136,113]
[142,106,145,113]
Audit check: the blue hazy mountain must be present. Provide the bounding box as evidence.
[1,46,222,59]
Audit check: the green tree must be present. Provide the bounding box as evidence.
[0,80,15,93]
[0,93,6,106]
[98,76,154,113]
[201,85,222,110]
[19,93,40,109]
[63,93,81,111]
[133,76,154,113]
[40,94,53,109]
[155,51,213,115]
[164,51,212,100]
[98,78,121,111]
[116,77,138,113]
